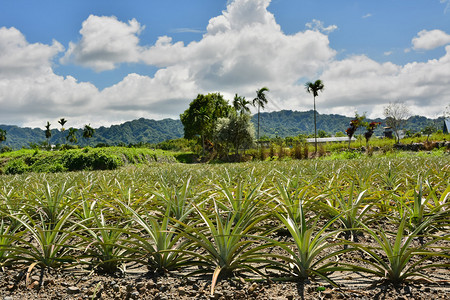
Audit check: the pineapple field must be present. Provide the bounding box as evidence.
[0,156,449,299]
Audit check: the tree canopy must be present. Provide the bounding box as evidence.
[180,93,231,143]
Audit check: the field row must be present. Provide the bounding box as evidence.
[0,157,449,295]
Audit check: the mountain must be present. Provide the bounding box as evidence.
[0,111,443,149]
[0,118,184,149]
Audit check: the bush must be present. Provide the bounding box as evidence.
[5,159,30,175]
[61,149,122,171]
[0,146,12,153]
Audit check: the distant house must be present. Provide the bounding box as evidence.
[444,118,450,134]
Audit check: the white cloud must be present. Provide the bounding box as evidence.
[1,0,450,129]
[384,51,393,56]
[319,46,450,118]
[362,13,372,19]
[61,15,144,71]
[305,19,338,34]
[412,29,450,50]
[0,27,63,78]
[140,0,336,99]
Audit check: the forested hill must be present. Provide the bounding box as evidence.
[0,111,442,149]
[257,110,358,137]
[0,118,184,149]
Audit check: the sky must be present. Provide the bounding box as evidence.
[1,0,450,129]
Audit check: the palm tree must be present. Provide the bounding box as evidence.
[45,121,52,148]
[66,127,78,145]
[305,80,324,153]
[252,87,269,141]
[233,94,251,116]
[58,118,67,132]
[0,129,6,145]
[83,124,95,144]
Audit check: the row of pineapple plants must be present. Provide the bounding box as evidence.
[0,157,449,295]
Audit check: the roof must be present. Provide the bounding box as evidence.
[444,118,450,134]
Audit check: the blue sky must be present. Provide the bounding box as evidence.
[1,0,449,128]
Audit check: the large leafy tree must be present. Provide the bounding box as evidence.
[252,87,269,141]
[305,79,324,153]
[383,101,411,143]
[215,112,255,157]
[180,93,231,152]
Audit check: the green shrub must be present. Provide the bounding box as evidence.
[5,159,30,175]
[61,149,122,171]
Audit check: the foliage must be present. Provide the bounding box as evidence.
[422,124,436,142]
[180,93,231,145]
[0,156,448,292]
[346,218,449,284]
[364,121,382,146]
[58,118,67,132]
[0,128,6,144]
[233,94,251,116]
[45,122,52,141]
[83,124,95,141]
[66,127,78,144]
[0,147,178,174]
[253,87,270,141]
[3,112,448,150]
[215,112,255,156]
[4,159,30,175]
[346,112,367,148]
[305,79,325,152]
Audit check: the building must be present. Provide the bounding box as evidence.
[444,118,450,134]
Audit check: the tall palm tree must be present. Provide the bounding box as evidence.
[252,87,269,141]
[233,94,251,116]
[305,80,324,153]
[66,127,78,145]
[0,129,6,145]
[58,118,67,132]
[83,124,95,143]
[45,121,52,147]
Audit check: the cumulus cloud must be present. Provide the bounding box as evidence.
[1,0,450,129]
[305,19,338,34]
[141,0,336,94]
[0,27,63,78]
[319,46,450,118]
[412,29,450,50]
[0,26,100,127]
[61,15,144,71]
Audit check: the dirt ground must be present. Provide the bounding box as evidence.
[0,266,449,300]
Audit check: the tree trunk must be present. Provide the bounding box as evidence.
[313,96,317,153]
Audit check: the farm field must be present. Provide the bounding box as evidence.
[0,156,449,299]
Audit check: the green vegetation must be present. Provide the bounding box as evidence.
[0,157,448,295]
[1,111,447,149]
[0,147,179,175]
